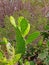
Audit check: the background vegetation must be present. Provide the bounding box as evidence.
[0,0,49,65]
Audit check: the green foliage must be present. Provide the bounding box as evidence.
[10,16,40,54]
[1,16,48,65]
[24,61,35,65]
[30,61,35,65]
[38,38,43,46]
[15,27,26,54]
[0,0,49,65]
[0,52,3,59]
[24,23,30,37]
[25,60,30,65]
[45,19,49,30]
[3,37,8,44]
[6,43,15,59]
[10,16,26,54]
[45,25,49,30]
[9,16,41,64]
[8,54,21,65]
[0,37,8,44]
[47,40,49,47]
[26,31,40,44]
[13,54,21,64]
[18,16,30,37]
[41,31,49,40]
[38,49,48,60]
[10,16,16,28]
[44,55,49,65]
